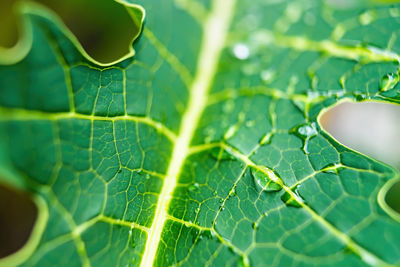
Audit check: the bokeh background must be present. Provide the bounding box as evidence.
[0,0,399,259]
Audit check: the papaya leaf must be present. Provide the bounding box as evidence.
[0,0,400,266]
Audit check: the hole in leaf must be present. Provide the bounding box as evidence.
[386,180,400,214]
[320,101,400,169]
[0,184,37,258]
[0,0,18,48]
[320,101,400,213]
[0,0,138,63]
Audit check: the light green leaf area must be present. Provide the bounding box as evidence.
[0,0,400,266]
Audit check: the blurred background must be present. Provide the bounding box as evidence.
[0,0,399,259]
[0,0,137,63]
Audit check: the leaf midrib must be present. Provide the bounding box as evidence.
[140,0,237,265]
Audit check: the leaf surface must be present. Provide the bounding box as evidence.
[0,0,400,266]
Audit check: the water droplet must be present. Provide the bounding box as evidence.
[260,69,276,83]
[117,168,122,173]
[245,120,255,128]
[390,7,400,17]
[145,174,150,179]
[380,72,399,92]
[229,188,237,197]
[188,183,200,192]
[251,166,282,192]
[212,228,220,238]
[281,186,304,208]
[321,163,341,174]
[219,198,224,203]
[204,127,216,143]
[232,43,250,60]
[323,169,337,174]
[223,100,235,113]
[252,222,258,230]
[136,169,142,174]
[354,93,368,101]
[259,132,273,145]
[129,232,136,248]
[224,125,237,139]
[200,230,212,240]
[306,90,320,100]
[292,123,317,139]
[359,11,374,25]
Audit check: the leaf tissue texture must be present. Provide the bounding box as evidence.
[0,0,400,266]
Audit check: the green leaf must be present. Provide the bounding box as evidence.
[0,0,400,266]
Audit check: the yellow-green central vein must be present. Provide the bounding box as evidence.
[140,0,236,265]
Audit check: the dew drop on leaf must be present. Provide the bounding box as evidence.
[259,132,273,145]
[245,120,255,128]
[129,230,136,248]
[199,230,212,240]
[203,127,216,143]
[224,125,237,139]
[188,183,199,192]
[291,123,318,154]
[250,166,282,192]
[223,100,235,113]
[294,123,317,139]
[359,11,374,25]
[281,186,304,208]
[229,188,237,197]
[260,69,276,83]
[380,72,399,92]
[232,43,250,60]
